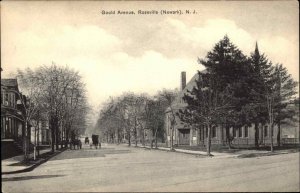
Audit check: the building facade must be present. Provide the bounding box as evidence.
[1,79,25,140]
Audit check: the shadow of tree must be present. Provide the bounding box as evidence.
[49,147,131,161]
[2,175,65,182]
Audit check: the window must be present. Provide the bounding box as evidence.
[238,127,242,138]
[244,126,248,138]
[205,126,208,138]
[264,126,268,137]
[4,93,9,106]
[12,94,15,108]
[212,126,216,138]
[8,93,11,106]
[271,127,274,137]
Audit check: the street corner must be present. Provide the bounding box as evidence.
[2,149,66,175]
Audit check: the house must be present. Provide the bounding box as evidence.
[1,79,25,140]
[165,72,299,147]
[1,75,51,159]
[30,119,51,146]
[1,78,28,159]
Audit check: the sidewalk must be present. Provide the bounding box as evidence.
[2,148,65,174]
[126,144,236,158]
[125,144,298,159]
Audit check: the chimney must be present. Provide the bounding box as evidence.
[181,71,186,91]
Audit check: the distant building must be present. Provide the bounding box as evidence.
[165,72,299,147]
[30,119,51,145]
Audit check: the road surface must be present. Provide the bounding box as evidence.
[2,143,299,192]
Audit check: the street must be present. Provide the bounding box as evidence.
[2,144,299,192]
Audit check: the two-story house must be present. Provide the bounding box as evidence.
[1,78,28,159]
[1,79,25,140]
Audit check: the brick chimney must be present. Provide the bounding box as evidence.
[181,71,186,91]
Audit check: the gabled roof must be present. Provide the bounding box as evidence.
[169,69,208,110]
[1,79,20,93]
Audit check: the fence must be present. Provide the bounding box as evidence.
[282,138,299,145]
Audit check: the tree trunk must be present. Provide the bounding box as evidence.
[142,129,145,147]
[150,138,153,149]
[165,128,168,148]
[50,118,55,153]
[225,125,231,150]
[155,129,158,149]
[55,125,59,150]
[117,129,119,144]
[207,124,212,156]
[23,122,29,161]
[270,124,274,152]
[134,127,137,147]
[60,128,63,149]
[37,122,40,156]
[134,118,137,147]
[268,96,274,152]
[66,128,70,148]
[201,126,205,146]
[170,127,174,151]
[221,124,224,146]
[128,129,131,146]
[27,123,31,158]
[254,122,259,148]
[34,124,37,160]
[277,122,281,147]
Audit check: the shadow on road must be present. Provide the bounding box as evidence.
[49,147,132,161]
[2,175,65,182]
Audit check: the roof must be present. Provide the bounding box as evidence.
[166,69,207,112]
[1,79,18,87]
[1,79,20,93]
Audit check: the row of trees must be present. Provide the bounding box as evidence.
[95,90,177,148]
[16,64,88,160]
[95,36,297,156]
[178,36,298,155]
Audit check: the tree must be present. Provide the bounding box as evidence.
[159,89,178,151]
[17,68,47,161]
[143,96,166,149]
[96,94,137,145]
[272,64,298,147]
[248,44,297,151]
[18,64,88,153]
[179,70,233,156]
[249,43,275,148]
[95,91,174,149]
[60,78,88,148]
[179,36,252,154]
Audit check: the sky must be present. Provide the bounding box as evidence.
[1,1,299,125]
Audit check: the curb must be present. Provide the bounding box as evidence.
[2,148,67,175]
[132,145,247,158]
[236,151,297,159]
[131,145,212,156]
